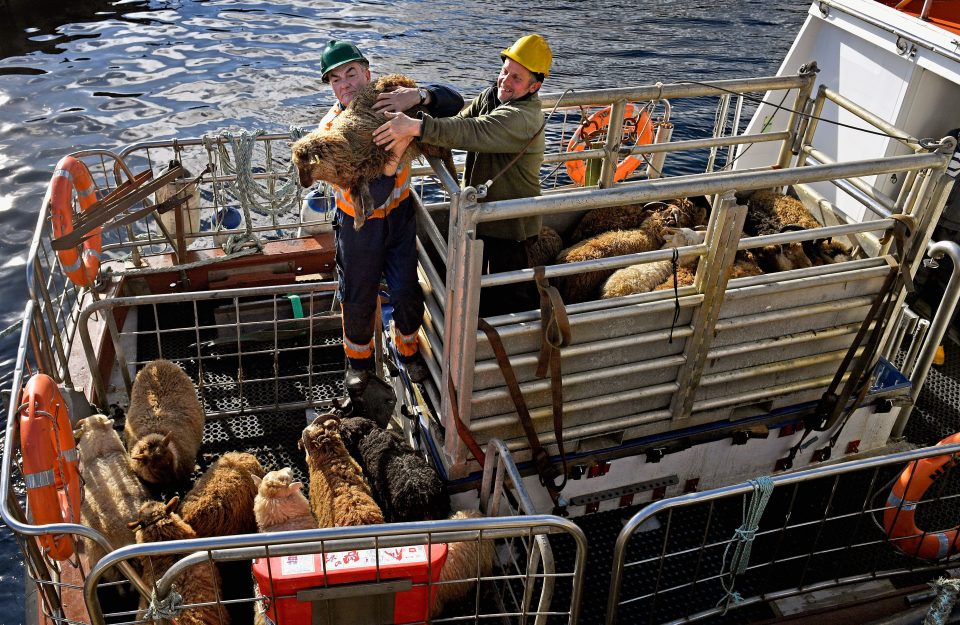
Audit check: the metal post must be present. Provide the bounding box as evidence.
[892,241,960,438]
[706,94,731,174]
[599,100,628,188]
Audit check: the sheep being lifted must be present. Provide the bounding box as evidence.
[291,74,456,230]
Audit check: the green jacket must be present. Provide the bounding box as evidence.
[421,87,544,240]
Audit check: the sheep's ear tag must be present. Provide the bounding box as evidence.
[311,154,322,165]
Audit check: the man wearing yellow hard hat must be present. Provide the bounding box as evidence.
[374,34,553,316]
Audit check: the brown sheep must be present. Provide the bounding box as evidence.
[570,203,651,243]
[300,416,384,527]
[252,468,318,533]
[738,189,820,235]
[601,228,705,298]
[128,498,229,625]
[526,226,563,268]
[125,359,205,487]
[75,415,149,582]
[655,264,697,291]
[556,200,704,303]
[431,510,496,619]
[809,239,853,265]
[737,189,829,273]
[291,74,456,230]
[179,452,265,538]
[655,250,764,291]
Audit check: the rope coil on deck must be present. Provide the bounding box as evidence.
[924,578,960,625]
[717,476,775,612]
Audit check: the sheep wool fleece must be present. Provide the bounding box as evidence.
[327,84,462,369]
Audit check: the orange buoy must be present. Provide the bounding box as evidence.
[19,373,82,561]
[48,156,101,287]
[565,103,655,186]
[883,432,960,559]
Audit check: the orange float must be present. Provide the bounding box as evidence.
[48,155,101,287]
[565,103,655,186]
[883,432,960,559]
[19,373,82,561]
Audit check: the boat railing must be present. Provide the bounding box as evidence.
[75,280,340,410]
[604,441,960,624]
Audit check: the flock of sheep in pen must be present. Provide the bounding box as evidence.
[517,189,853,306]
[75,359,493,625]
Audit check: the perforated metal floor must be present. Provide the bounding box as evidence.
[133,299,346,491]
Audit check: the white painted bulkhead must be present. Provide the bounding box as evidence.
[736,0,960,222]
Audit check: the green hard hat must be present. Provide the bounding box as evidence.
[320,40,368,82]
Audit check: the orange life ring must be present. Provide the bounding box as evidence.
[565,103,655,186]
[48,156,101,287]
[19,373,82,561]
[883,432,960,559]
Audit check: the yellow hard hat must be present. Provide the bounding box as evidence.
[500,34,552,78]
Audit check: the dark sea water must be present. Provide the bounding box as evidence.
[0,1,808,622]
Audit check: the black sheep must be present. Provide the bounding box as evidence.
[337,416,449,522]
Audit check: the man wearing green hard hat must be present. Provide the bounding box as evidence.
[373,34,553,316]
[315,39,463,391]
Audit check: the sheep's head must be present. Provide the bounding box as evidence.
[338,416,376,452]
[127,497,189,541]
[128,432,176,485]
[75,415,121,457]
[662,227,706,248]
[291,133,341,188]
[254,468,303,500]
[390,455,450,522]
[299,417,343,458]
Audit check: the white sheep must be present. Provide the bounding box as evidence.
[432,510,496,618]
[75,415,149,582]
[601,228,705,299]
[252,467,318,533]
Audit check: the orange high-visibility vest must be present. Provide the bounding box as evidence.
[320,105,411,220]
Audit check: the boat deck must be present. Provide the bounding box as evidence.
[545,339,960,625]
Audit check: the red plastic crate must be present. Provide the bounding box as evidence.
[253,544,447,625]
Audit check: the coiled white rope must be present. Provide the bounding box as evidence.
[209,127,305,218]
[924,577,960,625]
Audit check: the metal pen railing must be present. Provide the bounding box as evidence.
[605,441,960,624]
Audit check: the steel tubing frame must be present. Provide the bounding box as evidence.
[85,512,588,625]
[892,241,960,437]
[605,441,960,625]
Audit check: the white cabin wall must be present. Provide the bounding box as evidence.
[738,4,920,222]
